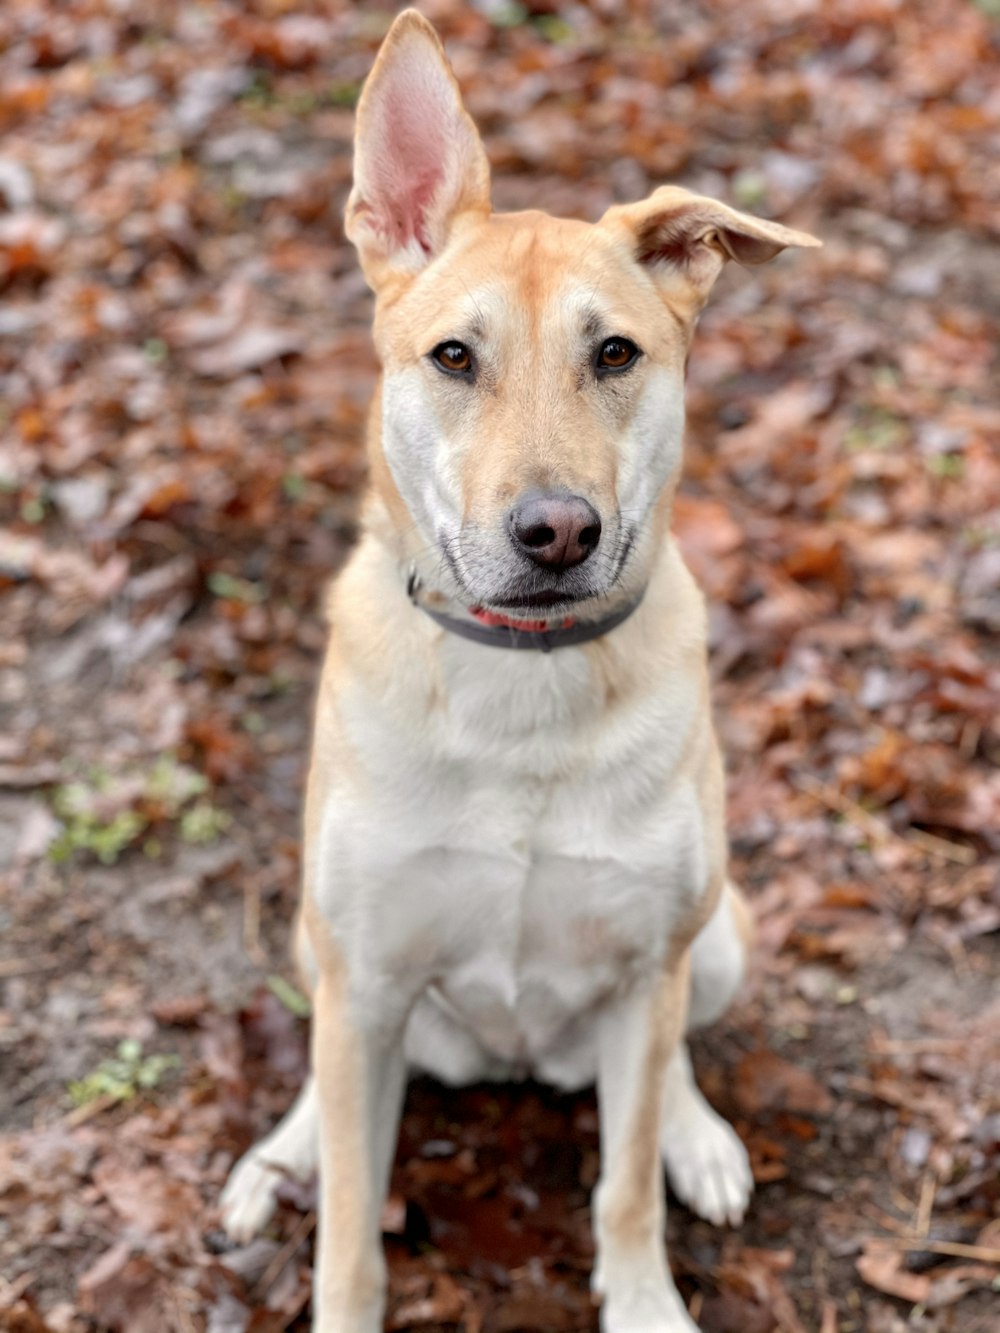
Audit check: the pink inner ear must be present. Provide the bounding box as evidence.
[635,210,700,269]
[364,61,458,256]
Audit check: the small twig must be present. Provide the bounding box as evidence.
[905,826,977,865]
[63,1092,120,1127]
[914,1172,936,1239]
[891,1187,917,1218]
[844,1075,907,1108]
[871,1036,966,1056]
[258,1209,316,1294]
[819,1300,837,1333]
[0,954,60,978]
[243,875,266,966]
[0,1272,34,1302]
[929,923,972,976]
[793,773,976,865]
[810,1245,831,1323]
[868,1237,1000,1264]
[958,719,981,761]
[170,1292,199,1333]
[860,1203,911,1237]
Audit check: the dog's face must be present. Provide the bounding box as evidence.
[375,211,690,614]
[347,12,819,617]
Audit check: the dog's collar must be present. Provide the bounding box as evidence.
[406,570,644,652]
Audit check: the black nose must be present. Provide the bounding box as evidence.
[507,490,602,572]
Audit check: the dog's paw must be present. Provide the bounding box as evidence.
[662,1107,753,1228]
[310,1290,386,1333]
[600,1278,700,1333]
[219,1150,284,1243]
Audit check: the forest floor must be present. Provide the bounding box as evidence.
[1,3,998,1332]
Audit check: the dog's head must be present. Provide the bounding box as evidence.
[347,10,819,619]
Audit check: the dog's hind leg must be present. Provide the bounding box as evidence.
[660,883,754,1227]
[220,1076,319,1242]
[660,1043,753,1227]
[686,880,752,1030]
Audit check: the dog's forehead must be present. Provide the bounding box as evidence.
[391,210,673,349]
[457,212,640,315]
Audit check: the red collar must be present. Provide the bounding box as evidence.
[405,569,645,652]
[469,607,576,633]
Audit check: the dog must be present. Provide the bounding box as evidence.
[220,11,820,1331]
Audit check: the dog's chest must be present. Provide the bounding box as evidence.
[428,843,680,1063]
[353,785,705,1063]
[326,652,710,1062]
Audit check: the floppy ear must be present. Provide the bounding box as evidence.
[345,10,491,289]
[601,185,821,316]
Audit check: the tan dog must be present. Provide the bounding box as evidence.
[221,12,819,1331]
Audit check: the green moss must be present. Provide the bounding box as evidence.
[49,756,229,865]
[68,1039,180,1108]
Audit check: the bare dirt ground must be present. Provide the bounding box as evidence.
[1,3,998,1331]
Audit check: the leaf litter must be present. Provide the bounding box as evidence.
[0,2,998,1332]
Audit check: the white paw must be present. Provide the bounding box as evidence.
[311,1293,386,1333]
[600,1277,700,1333]
[220,1149,285,1242]
[662,1107,753,1228]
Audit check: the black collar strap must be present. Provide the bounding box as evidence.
[406,572,644,653]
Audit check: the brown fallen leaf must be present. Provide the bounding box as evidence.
[735,1049,834,1117]
[150,993,210,1027]
[188,325,303,379]
[715,1246,807,1333]
[0,1296,52,1333]
[673,495,744,558]
[672,495,745,599]
[856,1242,931,1303]
[924,1264,999,1309]
[78,1243,176,1333]
[388,1271,467,1330]
[853,1241,996,1308]
[91,1161,202,1246]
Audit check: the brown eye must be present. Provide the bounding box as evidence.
[432,342,473,375]
[597,337,640,372]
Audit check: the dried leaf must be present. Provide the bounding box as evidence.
[736,1051,834,1117]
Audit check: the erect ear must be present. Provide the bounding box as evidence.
[345,10,491,290]
[601,185,821,317]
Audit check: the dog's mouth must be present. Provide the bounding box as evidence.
[454,571,594,619]
[487,589,583,611]
[438,522,637,619]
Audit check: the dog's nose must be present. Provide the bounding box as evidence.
[507,491,602,572]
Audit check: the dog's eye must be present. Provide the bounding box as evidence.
[597,338,640,372]
[431,342,473,375]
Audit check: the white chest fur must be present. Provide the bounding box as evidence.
[314,567,716,1066]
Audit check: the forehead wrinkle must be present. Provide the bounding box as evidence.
[428,281,506,344]
[529,220,640,343]
[563,286,611,340]
[449,272,500,341]
[554,283,640,351]
[453,220,618,350]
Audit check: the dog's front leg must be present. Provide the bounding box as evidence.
[308,909,407,1333]
[593,951,698,1333]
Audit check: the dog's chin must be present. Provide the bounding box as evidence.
[485,589,585,612]
[470,583,632,622]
